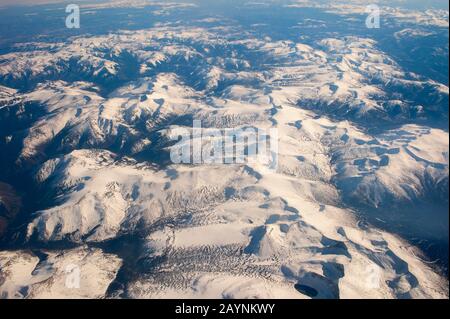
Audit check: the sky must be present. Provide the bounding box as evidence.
[0,0,448,10]
[0,0,69,7]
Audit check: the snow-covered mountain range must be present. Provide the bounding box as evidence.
[0,0,448,299]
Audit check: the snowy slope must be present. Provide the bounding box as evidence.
[23,145,448,298]
[0,247,121,299]
[23,101,449,298]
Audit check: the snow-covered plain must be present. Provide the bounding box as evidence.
[0,0,448,299]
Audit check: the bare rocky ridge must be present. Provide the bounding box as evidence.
[0,182,21,239]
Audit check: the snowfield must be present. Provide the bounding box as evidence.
[0,247,121,299]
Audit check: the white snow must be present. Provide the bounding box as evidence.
[0,247,122,299]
